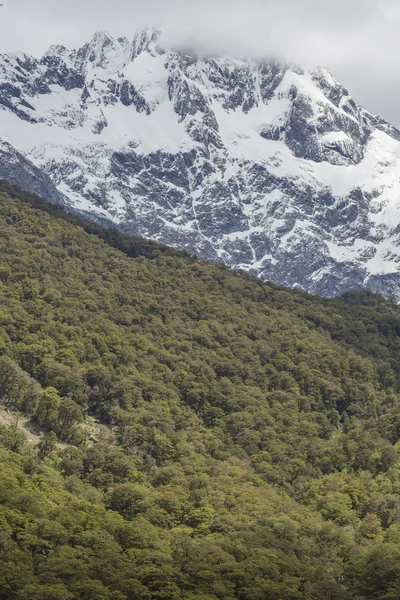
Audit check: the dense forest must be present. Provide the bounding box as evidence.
[2,180,400,599]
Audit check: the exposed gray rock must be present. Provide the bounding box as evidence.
[0,140,66,205]
[1,30,400,298]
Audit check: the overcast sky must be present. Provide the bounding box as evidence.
[1,0,400,125]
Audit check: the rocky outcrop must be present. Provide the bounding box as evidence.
[0,140,66,205]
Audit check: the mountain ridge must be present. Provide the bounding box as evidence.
[2,29,400,297]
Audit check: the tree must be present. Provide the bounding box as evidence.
[35,388,61,431]
[37,432,57,459]
[108,484,150,519]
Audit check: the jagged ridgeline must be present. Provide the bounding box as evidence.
[3,181,400,599]
[3,30,400,298]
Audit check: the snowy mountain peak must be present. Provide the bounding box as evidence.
[71,31,126,74]
[90,30,116,46]
[43,44,69,59]
[132,27,161,58]
[2,30,400,298]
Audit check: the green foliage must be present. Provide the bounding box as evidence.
[2,181,400,597]
[0,421,27,452]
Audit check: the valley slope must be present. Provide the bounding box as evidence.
[2,182,400,598]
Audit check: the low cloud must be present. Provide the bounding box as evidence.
[1,0,400,125]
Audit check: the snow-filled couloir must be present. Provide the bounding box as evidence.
[2,28,400,297]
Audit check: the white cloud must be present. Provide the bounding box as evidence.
[1,0,400,125]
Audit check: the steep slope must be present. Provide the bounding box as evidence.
[2,183,400,598]
[2,31,400,298]
[0,139,67,205]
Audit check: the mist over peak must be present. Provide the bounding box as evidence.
[0,0,399,125]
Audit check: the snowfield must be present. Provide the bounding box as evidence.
[2,29,400,297]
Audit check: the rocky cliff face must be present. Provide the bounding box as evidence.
[2,30,400,297]
[0,140,67,206]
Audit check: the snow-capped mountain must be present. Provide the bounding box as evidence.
[2,29,400,297]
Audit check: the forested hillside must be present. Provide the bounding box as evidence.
[2,181,400,599]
